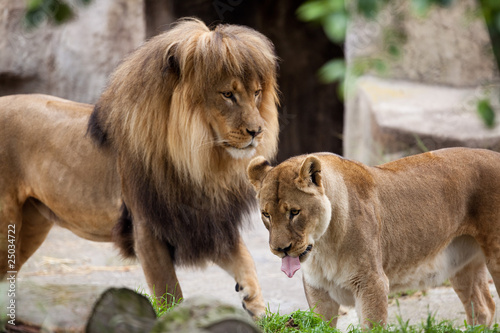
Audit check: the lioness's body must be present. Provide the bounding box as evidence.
[248,148,500,327]
[0,94,121,268]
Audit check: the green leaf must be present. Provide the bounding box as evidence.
[27,0,44,11]
[495,12,500,31]
[24,7,46,28]
[357,0,379,18]
[317,59,346,83]
[387,44,401,57]
[322,12,348,43]
[434,0,454,7]
[53,1,74,24]
[297,1,330,22]
[411,0,432,16]
[373,58,387,74]
[477,99,496,128]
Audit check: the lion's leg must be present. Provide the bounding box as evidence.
[302,276,340,327]
[214,235,265,319]
[17,200,54,269]
[134,221,183,306]
[0,195,23,277]
[450,258,495,326]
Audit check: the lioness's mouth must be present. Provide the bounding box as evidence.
[281,244,313,278]
[299,244,313,258]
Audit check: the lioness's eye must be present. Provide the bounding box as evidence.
[290,209,300,217]
[255,89,262,97]
[262,212,270,218]
[221,91,233,99]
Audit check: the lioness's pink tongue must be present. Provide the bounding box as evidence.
[281,256,301,278]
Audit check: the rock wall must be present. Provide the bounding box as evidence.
[0,0,145,103]
[344,0,500,165]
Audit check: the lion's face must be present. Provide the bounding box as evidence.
[247,156,332,264]
[206,77,266,160]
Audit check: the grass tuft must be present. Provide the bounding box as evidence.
[257,306,339,333]
[136,286,182,317]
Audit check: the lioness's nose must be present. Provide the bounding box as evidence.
[275,243,292,254]
[246,127,262,138]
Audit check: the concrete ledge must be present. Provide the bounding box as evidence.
[344,76,500,165]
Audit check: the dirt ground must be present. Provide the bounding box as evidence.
[3,215,500,332]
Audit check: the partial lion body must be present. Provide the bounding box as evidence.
[86,18,279,317]
[248,148,500,327]
[1,18,279,319]
[0,94,121,269]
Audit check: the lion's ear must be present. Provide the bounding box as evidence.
[296,155,323,193]
[162,43,180,78]
[247,156,272,192]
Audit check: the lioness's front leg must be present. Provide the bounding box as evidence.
[215,235,265,318]
[303,277,340,327]
[134,221,183,305]
[353,272,389,328]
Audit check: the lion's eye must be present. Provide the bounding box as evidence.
[262,211,270,219]
[221,91,234,99]
[290,209,300,217]
[255,89,262,97]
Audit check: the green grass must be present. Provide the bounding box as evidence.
[136,286,183,317]
[258,307,337,333]
[257,309,500,333]
[140,289,499,333]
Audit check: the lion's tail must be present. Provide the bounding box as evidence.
[112,204,136,258]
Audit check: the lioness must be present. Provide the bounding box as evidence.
[247,148,500,327]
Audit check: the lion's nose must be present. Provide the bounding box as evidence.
[275,243,292,254]
[246,127,262,138]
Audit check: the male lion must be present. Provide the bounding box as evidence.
[0,18,279,317]
[247,148,500,327]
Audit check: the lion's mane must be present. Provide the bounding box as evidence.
[88,18,279,265]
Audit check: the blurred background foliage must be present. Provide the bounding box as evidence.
[24,0,91,28]
[296,0,499,126]
[23,0,499,127]
[296,0,498,82]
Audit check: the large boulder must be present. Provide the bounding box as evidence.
[344,0,500,164]
[0,0,145,103]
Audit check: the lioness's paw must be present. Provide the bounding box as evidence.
[235,282,266,319]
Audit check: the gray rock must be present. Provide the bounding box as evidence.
[0,0,145,103]
[344,0,500,164]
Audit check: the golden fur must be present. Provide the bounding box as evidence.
[0,18,278,318]
[0,94,121,272]
[88,18,279,317]
[90,18,279,191]
[248,148,500,327]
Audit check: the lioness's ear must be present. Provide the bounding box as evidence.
[247,156,272,192]
[296,155,323,192]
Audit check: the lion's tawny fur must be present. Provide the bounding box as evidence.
[88,18,279,266]
[0,19,276,318]
[92,18,278,190]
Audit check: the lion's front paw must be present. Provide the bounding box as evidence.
[235,282,266,319]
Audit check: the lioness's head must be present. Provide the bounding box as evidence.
[247,155,332,277]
